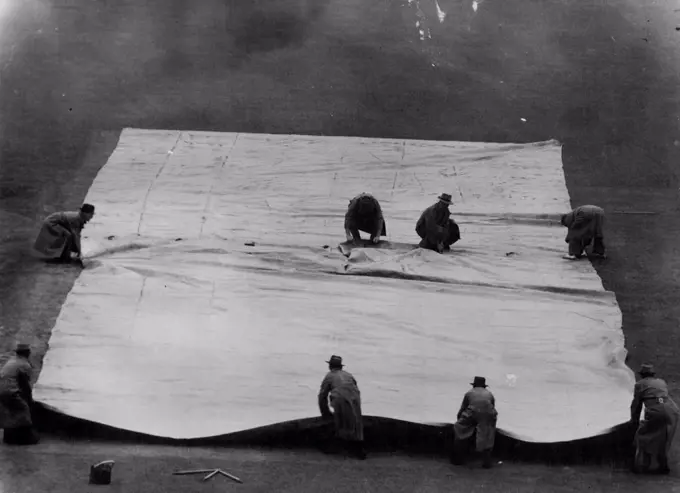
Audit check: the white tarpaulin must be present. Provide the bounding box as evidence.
[34,129,635,442]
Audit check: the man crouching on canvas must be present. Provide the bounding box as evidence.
[344,193,386,245]
[32,203,95,265]
[560,204,606,260]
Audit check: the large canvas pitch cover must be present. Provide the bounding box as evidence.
[33,129,635,442]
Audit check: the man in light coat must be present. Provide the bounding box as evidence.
[33,203,95,265]
[560,204,606,260]
[630,363,679,474]
[0,343,39,445]
[318,355,366,459]
[344,193,386,245]
[415,193,460,253]
[451,376,498,468]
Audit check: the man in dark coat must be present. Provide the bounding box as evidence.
[415,193,460,253]
[344,193,386,244]
[318,355,367,459]
[560,204,605,260]
[33,203,96,265]
[630,363,679,474]
[0,343,39,445]
[451,376,498,468]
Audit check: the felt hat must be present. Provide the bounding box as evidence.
[81,203,95,214]
[438,193,453,205]
[470,376,487,387]
[639,363,655,376]
[326,355,344,367]
[15,343,31,352]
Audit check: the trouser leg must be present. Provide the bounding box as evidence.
[657,451,670,474]
[444,220,461,248]
[568,239,585,257]
[634,450,652,473]
[58,235,78,262]
[592,237,606,256]
[481,449,493,468]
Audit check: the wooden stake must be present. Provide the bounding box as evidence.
[219,470,244,484]
[173,469,215,475]
[202,470,220,482]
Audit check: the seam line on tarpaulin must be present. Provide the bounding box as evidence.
[198,133,240,239]
[136,131,183,236]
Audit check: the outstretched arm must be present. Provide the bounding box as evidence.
[373,216,384,243]
[345,200,361,242]
[318,376,333,417]
[456,394,470,420]
[630,383,643,423]
[17,369,33,404]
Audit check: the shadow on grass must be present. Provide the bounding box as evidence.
[34,403,635,467]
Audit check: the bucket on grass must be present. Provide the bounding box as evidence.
[89,460,115,485]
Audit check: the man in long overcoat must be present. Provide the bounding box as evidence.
[318,355,367,459]
[451,376,497,468]
[33,203,95,264]
[630,363,680,474]
[0,343,39,445]
[560,204,606,260]
[415,193,460,253]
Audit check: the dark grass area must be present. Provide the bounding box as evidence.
[4,439,674,493]
[2,0,680,490]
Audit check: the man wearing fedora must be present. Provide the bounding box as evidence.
[32,203,96,265]
[0,343,39,445]
[415,193,461,253]
[318,355,367,459]
[560,204,606,260]
[344,193,387,245]
[630,363,679,474]
[451,376,497,468]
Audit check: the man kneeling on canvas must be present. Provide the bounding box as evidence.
[345,193,386,245]
[0,344,39,445]
[415,193,461,253]
[33,203,95,265]
[560,204,606,260]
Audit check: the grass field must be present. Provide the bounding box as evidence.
[2,0,680,491]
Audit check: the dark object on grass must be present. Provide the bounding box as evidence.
[89,460,114,485]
